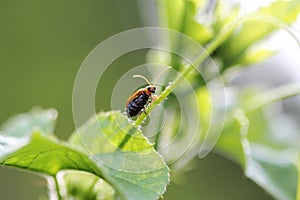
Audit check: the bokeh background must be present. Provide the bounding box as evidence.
[1,0,299,199]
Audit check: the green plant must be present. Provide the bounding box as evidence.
[1,0,300,200]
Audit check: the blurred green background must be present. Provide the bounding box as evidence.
[0,1,273,199]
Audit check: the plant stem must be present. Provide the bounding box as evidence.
[87,177,99,196]
[153,108,165,150]
[224,82,300,129]
[134,19,240,127]
[243,82,300,113]
[54,175,63,200]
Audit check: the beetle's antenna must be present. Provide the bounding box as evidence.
[153,66,171,85]
[133,75,152,86]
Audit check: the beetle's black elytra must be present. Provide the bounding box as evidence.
[126,89,154,117]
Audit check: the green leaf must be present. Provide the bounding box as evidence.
[216,0,300,68]
[57,170,115,200]
[245,143,298,200]
[218,109,298,200]
[156,0,212,45]
[215,115,246,167]
[216,88,300,200]
[69,111,170,200]
[213,2,240,34]
[0,108,57,159]
[0,108,101,176]
[0,109,169,200]
[0,132,101,176]
[0,108,113,200]
[0,107,57,137]
[245,108,298,200]
[235,48,275,67]
[184,1,213,44]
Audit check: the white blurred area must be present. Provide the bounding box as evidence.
[231,21,300,95]
[226,0,300,83]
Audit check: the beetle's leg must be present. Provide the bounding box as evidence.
[142,95,158,116]
[151,95,158,102]
[142,107,148,115]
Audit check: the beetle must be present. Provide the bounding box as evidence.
[125,67,170,118]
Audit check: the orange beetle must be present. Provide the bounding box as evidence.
[126,67,170,118]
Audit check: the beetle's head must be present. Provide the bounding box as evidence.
[147,86,156,93]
